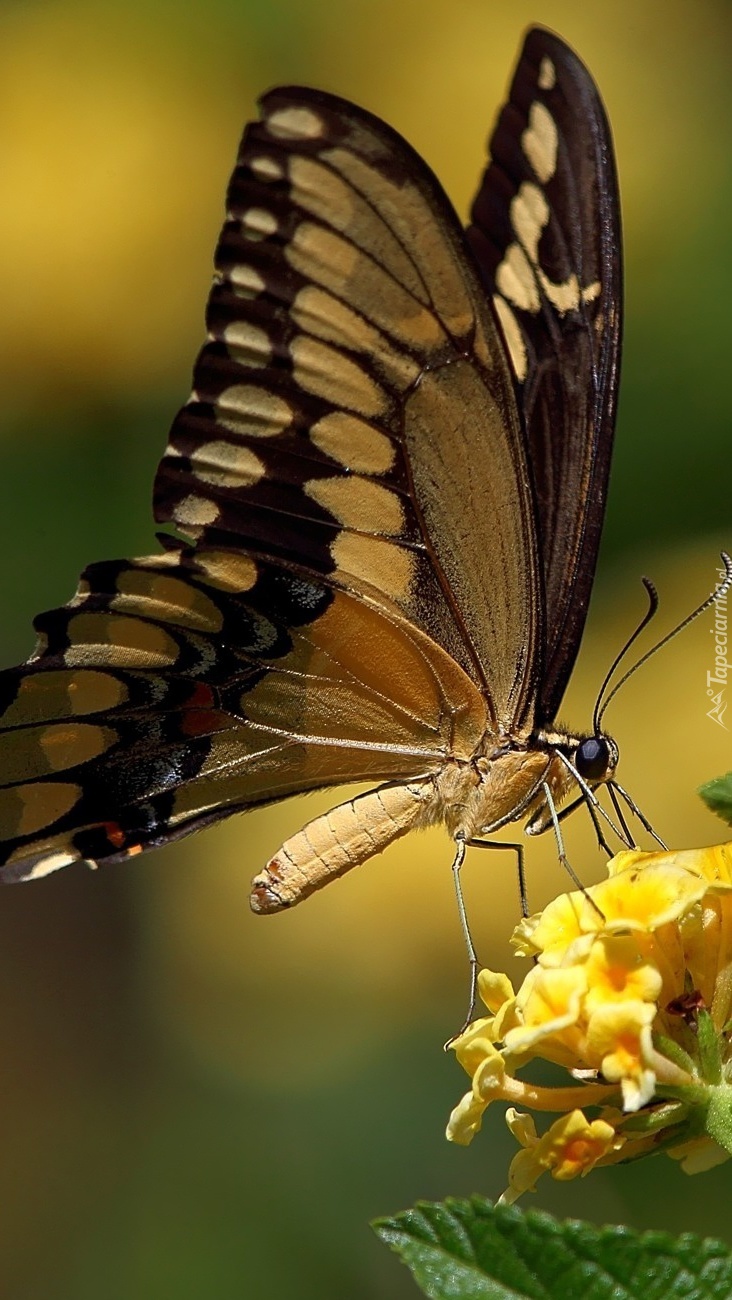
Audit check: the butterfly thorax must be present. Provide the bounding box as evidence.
[432,727,618,843]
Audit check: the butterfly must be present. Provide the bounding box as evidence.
[0,27,623,912]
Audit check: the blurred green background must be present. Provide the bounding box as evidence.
[0,0,730,1295]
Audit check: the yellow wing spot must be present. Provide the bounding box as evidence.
[286,220,443,355]
[292,284,370,348]
[171,495,220,531]
[242,207,278,240]
[496,243,540,313]
[492,295,528,383]
[215,384,292,436]
[191,441,267,490]
[0,722,103,783]
[39,722,116,774]
[292,153,439,315]
[222,319,272,367]
[287,220,359,287]
[73,673,121,714]
[112,571,224,633]
[26,850,82,879]
[0,670,127,726]
[228,264,266,295]
[288,155,355,229]
[0,781,80,838]
[542,275,602,314]
[291,285,420,390]
[309,411,395,475]
[305,475,404,535]
[194,549,258,593]
[511,181,550,258]
[500,181,602,317]
[135,551,182,569]
[249,155,284,181]
[538,56,556,90]
[63,613,181,668]
[330,531,413,601]
[290,334,387,418]
[266,105,324,140]
[522,101,558,184]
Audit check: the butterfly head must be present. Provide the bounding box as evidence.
[523,726,623,847]
[573,732,618,786]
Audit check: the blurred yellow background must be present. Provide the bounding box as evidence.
[0,0,731,1295]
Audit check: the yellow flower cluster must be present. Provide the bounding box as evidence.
[447,843,732,1202]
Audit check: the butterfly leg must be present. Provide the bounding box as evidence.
[609,780,667,849]
[468,838,529,916]
[446,835,480,1036]
[446,836,527,1042]
[249,778,435,913]
[541,781,604,919]
[541,780,584,890]
[583,793,617,857]
[555,790,616,857]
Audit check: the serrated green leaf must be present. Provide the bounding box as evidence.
[372,1197,732,1300]
[699,773,732,826]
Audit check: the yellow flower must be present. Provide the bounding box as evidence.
[608,843,732,886]
[499,1109,623,1204]
[584,1001,657,1110]
[517,862,713,963]
[507,965,587,1061]
[477,969,516,1014]
[447,1042,506,1146]
[447,842,732,1201]
[582,935,663,1014]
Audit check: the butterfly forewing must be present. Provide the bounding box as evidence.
[467,27,622,724]
[154,87,542,728]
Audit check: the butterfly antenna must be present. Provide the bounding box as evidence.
[596,551,732,731]
[592,578,659,734]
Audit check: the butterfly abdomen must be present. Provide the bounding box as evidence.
[248,740,582,912]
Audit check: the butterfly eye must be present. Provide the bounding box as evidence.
[575,736,611,781]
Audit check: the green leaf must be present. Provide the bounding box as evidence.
[699,772,732,826]
[373,1197,732,1299]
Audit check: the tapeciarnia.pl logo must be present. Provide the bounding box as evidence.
[707,565,729,729]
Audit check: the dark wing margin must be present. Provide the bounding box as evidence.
[466,26,622,724]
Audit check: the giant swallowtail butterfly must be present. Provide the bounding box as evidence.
[0,28,623,911]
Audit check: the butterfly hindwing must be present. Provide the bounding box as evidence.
[0,544,488,880]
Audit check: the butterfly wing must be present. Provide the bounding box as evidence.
[466,27,622,724]
[0,546,488,881]
[154,86,543,731]
[0,86,550,881]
